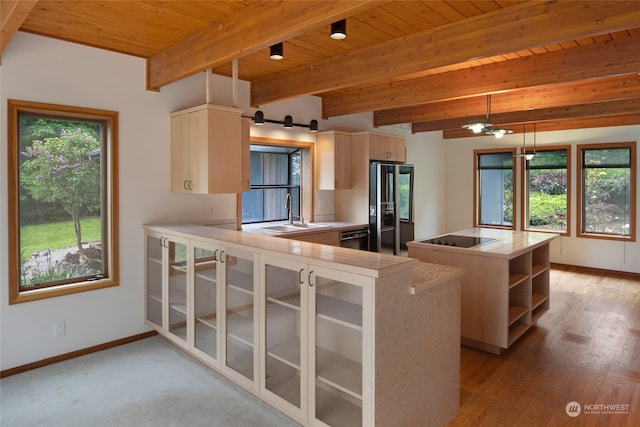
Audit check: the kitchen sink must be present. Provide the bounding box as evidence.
[260,223,330,233]
[287,223,329,229]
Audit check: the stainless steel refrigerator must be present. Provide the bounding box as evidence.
[369,162,414,254]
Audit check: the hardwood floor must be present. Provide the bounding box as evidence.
[447,265,640,427]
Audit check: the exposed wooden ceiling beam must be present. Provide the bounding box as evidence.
[147,1,381,90]
[322,34,640,118]
[374,74,640,127]
[251,1,640,106]
[411,98,640,133]
[441,114,640,139]
[0,0,37,55]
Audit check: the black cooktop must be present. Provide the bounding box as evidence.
[420,234,496,248]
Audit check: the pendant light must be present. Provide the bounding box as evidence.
[515,123,536,160]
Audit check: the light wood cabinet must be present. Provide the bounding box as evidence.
[144,231,191,351]
[145,223,462,427]
[283,230,340,246]
[315,131,352,189]
[261,256,371,426]
[170,104,242,194]
[241,117,251,191]
[366,132,406,163]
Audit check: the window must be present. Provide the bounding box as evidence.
[8,100,119,304]
[578,142,636,241]
[522,146,571,234]
[242,144,301,223]
[474,149,515,228]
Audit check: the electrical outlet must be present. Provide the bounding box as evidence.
[54,320,65,336]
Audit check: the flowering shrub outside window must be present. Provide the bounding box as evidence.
[7,100,119,304]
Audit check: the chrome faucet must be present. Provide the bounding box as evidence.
[284,193,294,224]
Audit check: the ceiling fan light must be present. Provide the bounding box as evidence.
[463,122,489,133]
[491,128,513,138]
[270,42,283,60]
[331,19,347,39]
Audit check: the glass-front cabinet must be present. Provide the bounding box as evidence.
[222,247,258,388]
[144,231,190,350]
[192,241,221,365]
[261,257,309,421]
[260,256,371,426]
[145,233,164,331]
[310,266,370,427]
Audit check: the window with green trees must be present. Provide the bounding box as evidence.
[8,100,119,304]
[578,142,636,241]
[523,147,570,234]
[475,149,515,228]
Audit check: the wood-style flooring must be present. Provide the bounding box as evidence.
[448,265,640,427]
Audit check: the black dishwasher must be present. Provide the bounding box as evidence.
[339,227,370,250]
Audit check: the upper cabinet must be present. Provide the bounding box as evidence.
[241,117,251,192]
[170,104,243,194]
[356,132,406,163]
[315,131,352,190]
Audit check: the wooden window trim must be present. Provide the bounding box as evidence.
[7,99,119,304]
[473,148,516,230]
[520,145,572,236]
[576,141,636,242]
[243,136,314,224]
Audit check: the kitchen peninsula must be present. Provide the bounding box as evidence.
[144,222,463,427]
[407,228,558,355]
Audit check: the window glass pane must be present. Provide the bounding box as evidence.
[18,114,105,289]
[584,148,630,167]
[526,150,568,232]
[478,152,513,226]
[242,146,301,224]
[583,164,631,236]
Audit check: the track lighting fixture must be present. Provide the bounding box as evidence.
[253,110,264,125]
[249,111,319,132]
[270,42,283,60]
[331,19,347,39]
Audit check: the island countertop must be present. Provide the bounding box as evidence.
[407,227,559,260]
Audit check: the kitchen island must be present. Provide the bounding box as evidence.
[144,222,463,426]
[407,228,558,355]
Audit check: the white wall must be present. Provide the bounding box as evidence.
[0,33,339,370]
[444,128,640,274]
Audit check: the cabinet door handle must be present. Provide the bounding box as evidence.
[219,250,225,263]
[308,270,314,286]
[183,180,188,190]
[213,249,219,261]
[188,180,192,191]
[298,268,304,285]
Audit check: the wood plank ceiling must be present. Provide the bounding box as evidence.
[3,0,640,138]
